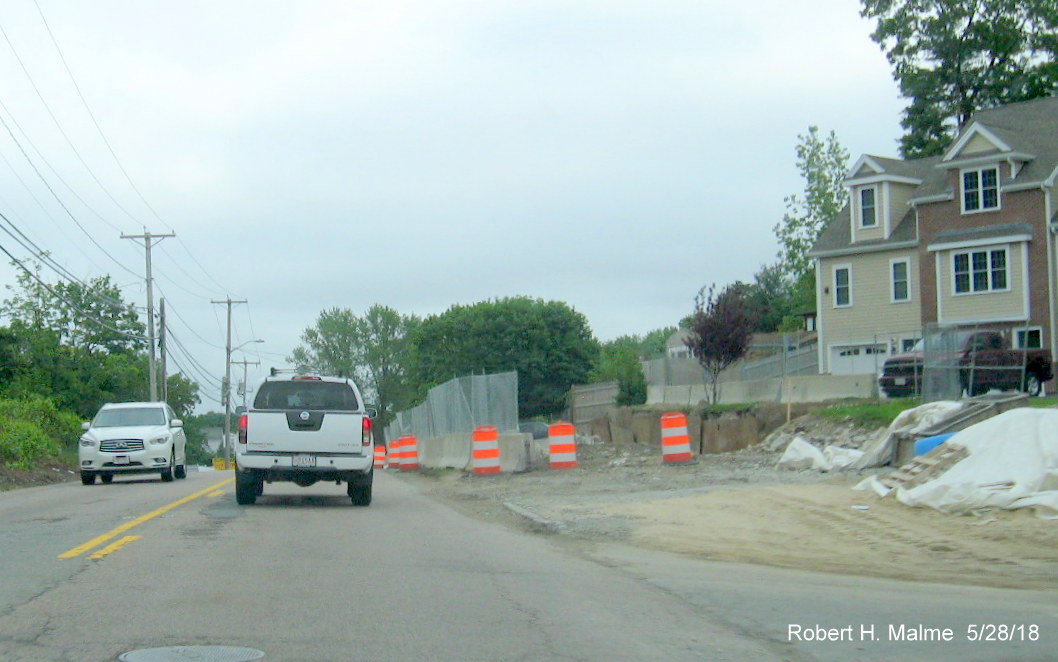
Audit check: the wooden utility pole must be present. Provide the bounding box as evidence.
[211,297,247,464]
[159,298,167,403]
[121,230,174,401]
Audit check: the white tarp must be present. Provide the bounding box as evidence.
[779,437,864,472]
[852,400,965,469]
[856,408,1058,519]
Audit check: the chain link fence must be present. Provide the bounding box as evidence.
[385,371,519,442]
[921,323,1036,401]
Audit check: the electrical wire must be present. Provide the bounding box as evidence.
[0,239,147,342]
[0,108,139,279]
[0,19,139,229]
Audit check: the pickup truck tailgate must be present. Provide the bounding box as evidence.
[246,410,367,455]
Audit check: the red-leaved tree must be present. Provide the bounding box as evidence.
[684,284,755,405]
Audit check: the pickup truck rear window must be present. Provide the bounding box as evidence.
[253,381,360,411]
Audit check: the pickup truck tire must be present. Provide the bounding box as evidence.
[235,471,260,505]
[1023,372,1043,397]
[81,472,95,485]
[348,483,372,507]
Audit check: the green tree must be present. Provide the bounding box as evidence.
[2,266,146,354]
[412,297,599,418]
[773,126,850,284]
[684,284,755,405]
[862,0,1058,158]
[0,260,175,418]
[590,336,648,406]
[291,304,419,428]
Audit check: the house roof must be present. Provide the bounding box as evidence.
[810,96,1058,258]
[927,222,1034,250]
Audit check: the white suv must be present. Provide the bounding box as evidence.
[79,402,188,485]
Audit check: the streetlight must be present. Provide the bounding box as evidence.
[223,339,263,465]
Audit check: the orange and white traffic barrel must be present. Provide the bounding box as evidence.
[388,437,403,470]
[472,425,502,475]
[660,412,694,465]
[399,434,419,471]
[547,421,577,470]
[374,444,386,469]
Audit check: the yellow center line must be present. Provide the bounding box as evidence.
[86,535,141,560]
[59,477,234,559]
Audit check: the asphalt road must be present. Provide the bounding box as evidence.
[0,470,1054,662]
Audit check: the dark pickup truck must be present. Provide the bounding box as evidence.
[878,330,1053,398]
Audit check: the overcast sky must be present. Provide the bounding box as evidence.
[0,0,905,410]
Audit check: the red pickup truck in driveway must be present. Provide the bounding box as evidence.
[878,330,1053,398]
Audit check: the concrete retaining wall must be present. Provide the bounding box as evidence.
[415,432,547,473]
[647,374,878,406]
[585,403,825,456]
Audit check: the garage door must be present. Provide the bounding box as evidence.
[829,344,888,375]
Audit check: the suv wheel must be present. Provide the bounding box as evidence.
[174,460,187,479]
[81,472,96,486]
[235,471,259,505]
[100,474,114,484]
[160,451,175,482]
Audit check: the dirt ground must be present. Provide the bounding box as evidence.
[402,416,1058,591]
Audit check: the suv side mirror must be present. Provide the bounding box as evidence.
[170,419,184,428]
[81,421,91,431]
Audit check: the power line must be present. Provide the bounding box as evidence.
[0,18,140,229]
[0,108,139,279]
[0,239,147,342]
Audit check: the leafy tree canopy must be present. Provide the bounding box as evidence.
[291,304,420,427]
[590,336,648,406]
[412,297,599,418]
[773,126,849,284]
[862,0,1058,158]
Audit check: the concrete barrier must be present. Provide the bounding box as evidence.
[416,432,545,473]
[648,374,878,406]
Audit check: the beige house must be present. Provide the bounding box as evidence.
[809,97,1058,378]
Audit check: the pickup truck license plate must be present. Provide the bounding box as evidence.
[113,456,130,465]
[292,454,316,468]
[894,378,907,386]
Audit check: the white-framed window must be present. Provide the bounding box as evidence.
[859,187,877,227]
[953,247,1008,294]
[962,166,1000,213]
[890,258,910,302]
[1014,327,1042,349]
[833,265,852,307]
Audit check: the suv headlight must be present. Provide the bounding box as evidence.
[79,437,96,447]
[149,434,172,446]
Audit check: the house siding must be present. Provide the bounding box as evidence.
[934,243,1027,322]
[818,251,921,349]
[920,186,1049,342]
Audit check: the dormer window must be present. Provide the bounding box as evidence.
[962,166,999,212]
[859,188,877,227]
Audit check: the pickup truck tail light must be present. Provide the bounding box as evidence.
[238,414,248,444]
[362,417,372,447]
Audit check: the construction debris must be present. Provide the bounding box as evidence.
[856,408,1058,519]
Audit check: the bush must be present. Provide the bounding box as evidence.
[0,397,82,468]
[0,418,60,469]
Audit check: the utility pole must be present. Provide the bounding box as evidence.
[159,298,168,403]
[212,297,247,465]
[122,230,174,401]
[231,358,260,409]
